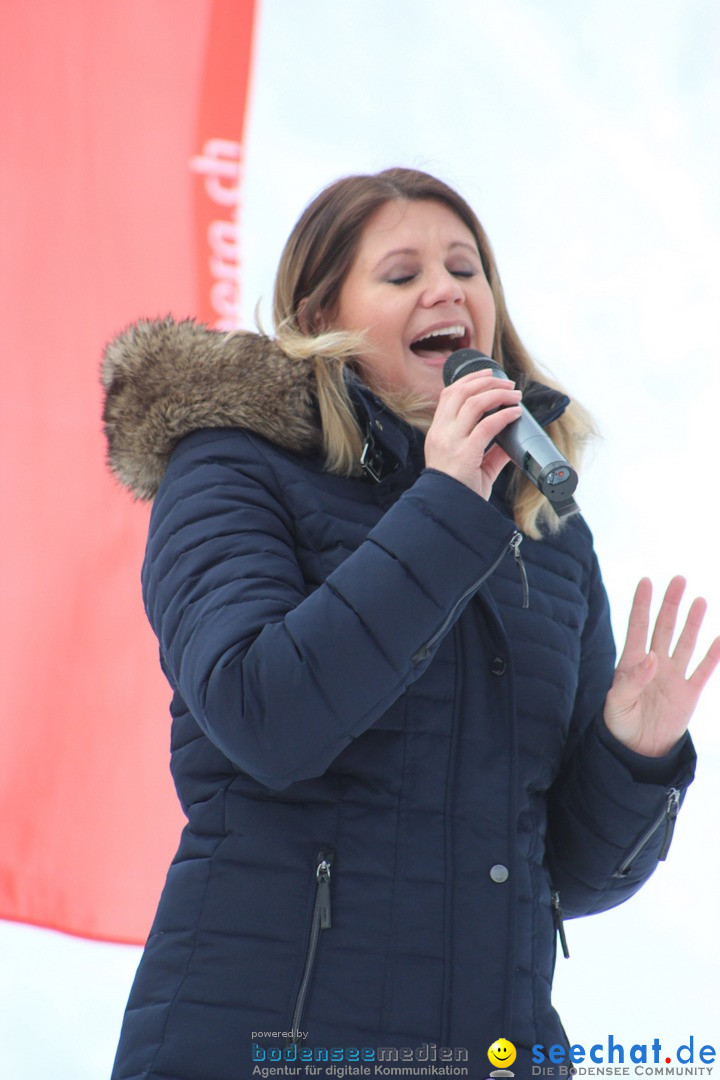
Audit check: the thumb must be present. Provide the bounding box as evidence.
[608,651,657,711]
[481,443,512,485]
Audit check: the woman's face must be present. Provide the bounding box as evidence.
[333,198,496,404]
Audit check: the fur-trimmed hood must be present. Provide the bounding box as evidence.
[101,317,321,500]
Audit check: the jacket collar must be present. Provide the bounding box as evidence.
[349,373,571,485]
[348,379,416,482]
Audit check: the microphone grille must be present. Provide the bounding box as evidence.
[443,349,496,386]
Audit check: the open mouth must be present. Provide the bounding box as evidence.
[409,323,470,358]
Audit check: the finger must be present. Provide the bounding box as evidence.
[649,576,687,656]
[468,401,523,448]
[456,386,522,435]
[431,377,515,435]
[436,370,504,413]
[617,577,652,667]
[443,373,515,405]
[670,595,708,674]
[688,634,720,695]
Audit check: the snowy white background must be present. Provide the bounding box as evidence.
[2,1,718,1076]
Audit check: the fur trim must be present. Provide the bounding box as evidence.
[101,317,321,500]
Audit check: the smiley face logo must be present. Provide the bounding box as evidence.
[488,1038,517,1069]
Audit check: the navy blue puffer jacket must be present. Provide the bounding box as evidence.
[103,319,695,1080]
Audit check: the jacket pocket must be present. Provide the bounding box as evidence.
[288,848,334,1043]
[613,788,680,878]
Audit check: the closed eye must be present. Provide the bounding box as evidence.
[389,269,476,285]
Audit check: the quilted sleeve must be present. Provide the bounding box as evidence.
[142,429,518,790]
[545,542,696,917]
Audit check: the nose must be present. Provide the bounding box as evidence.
[420,265,465,307]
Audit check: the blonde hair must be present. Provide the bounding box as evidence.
[272,167,594,538]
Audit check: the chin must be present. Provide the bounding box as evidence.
[415,370,445,405]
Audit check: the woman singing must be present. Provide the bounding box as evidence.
[103,167,719,1079]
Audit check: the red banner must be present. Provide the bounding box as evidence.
[0,0,257,944]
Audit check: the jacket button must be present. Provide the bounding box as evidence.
[490,656,506,676]
[490,864,509,883]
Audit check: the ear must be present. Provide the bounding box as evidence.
[297,297,331,335]
[296,298,311,334]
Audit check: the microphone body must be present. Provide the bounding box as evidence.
[443,349,579,517]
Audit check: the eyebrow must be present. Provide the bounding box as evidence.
[372,241,480,272]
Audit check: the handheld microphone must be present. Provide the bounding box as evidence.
[443,349,579,517]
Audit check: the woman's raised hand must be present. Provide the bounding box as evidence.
[424,370,523,500]
[603,576,720,757]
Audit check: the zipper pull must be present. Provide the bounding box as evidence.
[510,531,529,608]
[658,788,680,861]
[551,890,570,959]
[316,858,332,930]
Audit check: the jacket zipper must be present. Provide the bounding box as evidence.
[510,531,530,608]
[412,530,528,666]
[288,850,334,1043]
[551,889,570,959]
[613,788,680,878]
